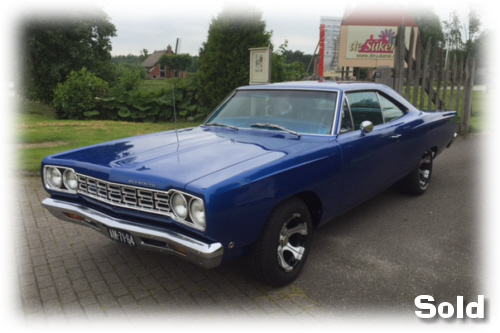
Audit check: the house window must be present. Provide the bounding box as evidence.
[160,66,166,78]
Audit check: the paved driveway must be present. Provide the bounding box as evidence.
[13,134,483,324]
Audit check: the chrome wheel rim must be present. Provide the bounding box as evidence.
[418,153,432,190]
[277,213,309,272]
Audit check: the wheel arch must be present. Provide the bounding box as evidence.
[289,191,323,228]
[429,146,438,158]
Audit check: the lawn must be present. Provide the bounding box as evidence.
[15,98,199,173]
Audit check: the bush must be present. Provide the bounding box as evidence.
[115,63,146,91]
[96,76,209,122]
[52,68,109,119]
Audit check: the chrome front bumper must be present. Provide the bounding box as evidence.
[42,198,224,269]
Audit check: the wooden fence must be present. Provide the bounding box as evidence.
[389,25,475,134]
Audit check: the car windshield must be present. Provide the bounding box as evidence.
[205,89,338,135]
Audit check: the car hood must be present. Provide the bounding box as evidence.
[46,127,299,190]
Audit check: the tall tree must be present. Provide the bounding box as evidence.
[197,5,271,109]
[139,49,150,62]
[159,54,193,77]
[21,10,116,102]
[464,8,481,56]
[409,5,444,47]
[443,11,463,52]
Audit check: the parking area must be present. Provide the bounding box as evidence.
[13,134,483,324]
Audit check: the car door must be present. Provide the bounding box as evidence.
[336,91,406,210]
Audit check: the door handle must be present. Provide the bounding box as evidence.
[391,134,402,142]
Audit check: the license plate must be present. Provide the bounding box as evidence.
[108,228,136,247]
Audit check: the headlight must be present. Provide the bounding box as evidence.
[170,193,188,219]
[43,166,77,193]
[45,167,62,189]
[63,169,78,191]
[189,198,206,229]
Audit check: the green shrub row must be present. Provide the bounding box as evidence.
[95,82,210,122]
[53,68,211,122]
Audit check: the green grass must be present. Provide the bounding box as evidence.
[16,99,199,173]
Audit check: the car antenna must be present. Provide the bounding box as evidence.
[171,80,180,150]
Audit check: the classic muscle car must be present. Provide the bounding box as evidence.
[41,82,457,287]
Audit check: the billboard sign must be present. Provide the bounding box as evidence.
[345,26,411,60]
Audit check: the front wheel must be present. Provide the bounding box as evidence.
[399,150,433,195]
[251,198,313,287]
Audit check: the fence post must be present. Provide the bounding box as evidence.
[449,54,457,111]
[420,38,432,110]
[394,25,406,94]
[405,27,415,101]
[460,56,475,134]
[427,47,437,110]
[441,49,449,110]
[412,34,422,107]
[435,48,444,109]
[455,57,464,116]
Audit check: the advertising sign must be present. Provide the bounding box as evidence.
[345,26,411,60]
[249,47,272,85]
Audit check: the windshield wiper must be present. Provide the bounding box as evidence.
[250,123,300,137]
[203,122,238,131]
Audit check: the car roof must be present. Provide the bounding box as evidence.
[238,81,391,92]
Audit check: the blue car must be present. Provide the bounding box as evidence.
[41,82,457,286]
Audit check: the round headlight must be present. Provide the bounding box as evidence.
[63,169,78,191]
[171,193,188,219]
[46,167,62,189]
[189,198,206,229]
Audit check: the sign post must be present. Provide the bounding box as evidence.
[318,24,325,82]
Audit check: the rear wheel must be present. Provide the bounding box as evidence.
[399,150,433,195]
[251,198,312,287]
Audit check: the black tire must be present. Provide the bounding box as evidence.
[251,197,313,287]
[399,150,433,195]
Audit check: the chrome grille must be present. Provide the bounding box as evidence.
[77,174,171,216]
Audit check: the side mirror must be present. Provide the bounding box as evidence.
[360,121,374,135]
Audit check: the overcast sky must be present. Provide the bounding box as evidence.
[4,0,492,59]
[103,0,491,56]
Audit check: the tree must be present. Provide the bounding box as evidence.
[139,49,150,62]
[159,54,193,77]
[464,8,481,56]
[111,54,142,65]
[409,6,444,47]
[52,68,109,119]
[272,41,307,82]
[197,5,272,109]
[282,49,313,74]
[115,63,146,91]
[443,11,463,52]
[21,10,116,102]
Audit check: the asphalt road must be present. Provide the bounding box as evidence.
[13,134,483,325]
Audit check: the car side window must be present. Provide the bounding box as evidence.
[378,94,406,123]
[346,92,384,130]
[340,99,354,133]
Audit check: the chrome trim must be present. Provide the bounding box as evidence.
[75,173,206,232]
[43,166,77,194]
[42,198,223,269]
